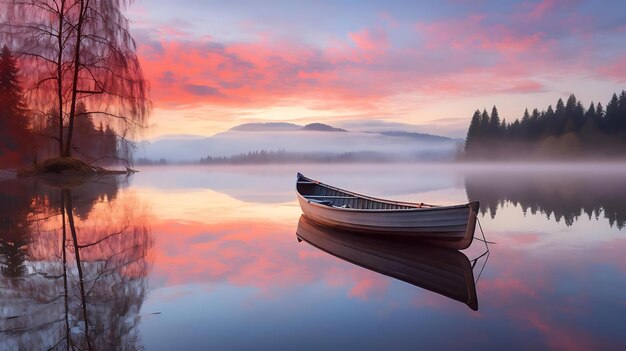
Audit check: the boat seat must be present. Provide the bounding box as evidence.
[308,198,333,206]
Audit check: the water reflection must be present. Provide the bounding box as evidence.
[296,216,484,310]
[132,166,626,350]
[3,165,626,350]
[465,171,626,229]
[0,176,152,350]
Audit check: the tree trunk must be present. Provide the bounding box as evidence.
[57,0,66,157]
[65,189,93,351]
[64,0,87,157]
[61,190,71,349]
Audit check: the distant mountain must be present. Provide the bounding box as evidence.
[230,122,347,132]
[230,122,301,132]
[137,121,461,162]
[377,131,453,142]
[334,119,467,139]
[335,119,424,133]
[151,134,207,140]
[302,123,347,132]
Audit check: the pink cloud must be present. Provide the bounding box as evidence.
[348,27,389,52]
[415,13,551,56]
[597,54,626,82]
[134,6,624,112]
[137,34,551,110]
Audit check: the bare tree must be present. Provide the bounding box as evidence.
[1,0,150,159]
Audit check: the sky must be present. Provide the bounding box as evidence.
[127,0,626,139]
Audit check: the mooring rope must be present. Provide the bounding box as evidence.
[474,250,490,285]
[472,211,496,245]
[469,210,493,285]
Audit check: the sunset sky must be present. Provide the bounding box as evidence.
[128,0,626,139]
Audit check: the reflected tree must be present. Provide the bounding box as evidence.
[465,172,626,229]
[0,176,153,350]
[0,180,35,278]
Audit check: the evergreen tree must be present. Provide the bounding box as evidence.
[0,223,30,277]
[596,102,604,119]
[0,46,26,123]
[605,93,619,132]
[586,102,596,121]
[521,108,531,140]
[545,105,555,117]
[480,109,490,131]
[489,106,501,138]
[543,105,555,137]
[510,119,521,138]
[565,94,578,115]
[530,108,541,138]
[0,45,29,164]
[103,125,118,161]
[574,101,585,130]
[554,98,566,135]
[579,101,600,137]
[480,109,490,136]
[465,110,481,151]
[73,102,97,159]
[563,97,584,133]
[618,91,626,131]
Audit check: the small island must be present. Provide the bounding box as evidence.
[0,0,149,179]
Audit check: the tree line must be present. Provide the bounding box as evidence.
[199,150,392,164]
[464,91,626,158]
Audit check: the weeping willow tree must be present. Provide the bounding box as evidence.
[0,0,150,161]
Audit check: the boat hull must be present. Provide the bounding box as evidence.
[296,174,479,250]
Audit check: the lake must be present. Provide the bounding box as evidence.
[1,163,625,350]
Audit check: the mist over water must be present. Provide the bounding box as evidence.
[137,130,460,163]
[2,163,626,350]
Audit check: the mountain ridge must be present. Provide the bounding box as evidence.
[138,121,460,162]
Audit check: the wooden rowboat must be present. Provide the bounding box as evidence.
[296,216,479,310]
[296,173,480,250]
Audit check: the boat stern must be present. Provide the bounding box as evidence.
[461,201,480,250]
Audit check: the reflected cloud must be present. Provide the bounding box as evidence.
[3,166,621,349]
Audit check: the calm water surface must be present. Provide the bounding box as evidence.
[1,164,625,350]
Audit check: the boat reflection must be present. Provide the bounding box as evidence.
[296,215,481,311]
[0,176,152,351]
